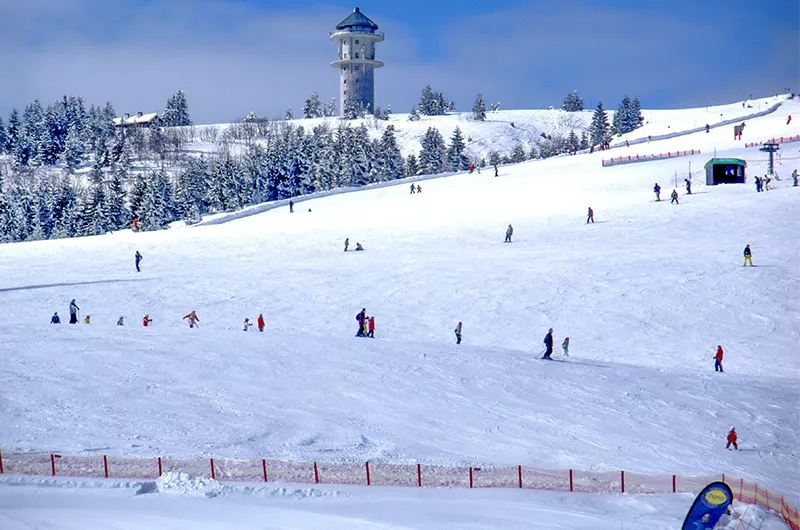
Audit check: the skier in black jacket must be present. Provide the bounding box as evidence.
[542,328,554,359]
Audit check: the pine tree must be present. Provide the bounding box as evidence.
[105,163,129,230]
[405,153,419,176]
[562,90,584,112]
[6,109,21,159]
[325,97,337,117]
[447,126,469,171]
[408,106,421,121]
[567,130,580,152]
[472,92,487,121]
[0,117,7,154]
[376,125,404,180]
[418,126,446,174]
[64,125,85,172]
[162,90,192,126]
[632,97,644,128]
[285,107,294,121]
[589,102,611,146]
[342,93,363,120]
[175,156,209,221]
[139,168,175,230]
[418,85,452,116]
[303,91,323,119]
[580,131,590,150]
[511,142,527,163]
[81,163,110,236]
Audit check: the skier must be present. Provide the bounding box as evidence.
[135,250,142,272]
[416,184,422,193]
[685,178,692,195]
[132,218,139,232]
[755,176,762,192]
[705,124,710,133]
[289,200,294,213]
[257,313,265,332]
[355,242,364,251]
[504,224,513,243]
[410,183,416,194]
[469,163,475,174]
[183,310,200,328]
[788,115,792,125]
[714,345,724,372]
[586,207,594,224]
[356,308,366,337]
[764,175,771,191]
[493,164,499,177]
[454,321,462,344]
[726,427,738,450]
[69,299,80,324]
[117,316,124,326]
[367,316,375,338]
[792,169,798,187]
[670,189,679,205]
[143,314,153,327]
[743,244,753,266]
[653,183,661,201]
[562,337,570,357]
[83,314,91,324]
[542,328,554,359]
[50,312,60,324]
[243,317,253,331]
[344,237,349,252]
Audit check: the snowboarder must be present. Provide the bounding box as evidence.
[83,314,91,324]
[356,308,367,337]
[562,337,570,357]
[143,314,153,327]
[743,244,753,266]
[69,299,79,324]
[257,313,265,332]
[542,328,554,359]
[726,427,738,450]
[243,317,253,331]
[416,184,422,193]
[685,178,692,195]
[344,238,349,252]
[367,316,375,338]
[289,200,294,213]
[50,312,60,324]
[355,242,364,251]
[586,207,594,224]
[653,183,661,201]
[504,224,513,243]
[454,321,462,344]
[410,183,416,194]
[183,310,200,328]
[135,250,142,272]
[117,316,124,326]
[792,169,798,187]
[714,345,724,372]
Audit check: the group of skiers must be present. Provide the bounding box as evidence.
[541,328,570,359]
[653,183,681,204]
[409,183,422,194]
[343,238,364,252]
[754,175,772,192]
[355,308,376,338]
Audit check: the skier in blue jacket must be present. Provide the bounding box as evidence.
[542,328,554,359]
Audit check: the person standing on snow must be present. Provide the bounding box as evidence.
[83,314,91,324]
[50,312,61,324]
[289,200,294,213]
[714,345,724,372]
[367,316,375,338]
[243,317,253,331]
[69,299,80,324]
[410,183,416,194]
[356,308,367,337]
[542,328,554,359]
[685,178,692,195]
[653,183,661,201]
[257,313,265,332]
[344,238,349,252]
[143,314,153,327]
[743,244,753,267]
[562,337,570,357]
[183,310,200,328]
[670,189,679,205]
[726,427,738,450]
[454,321,463,344]
[135,250,143,272]
[792,169,798,187]
[586,207,594,224]
[505,224,513,243]
[117,316,125,326]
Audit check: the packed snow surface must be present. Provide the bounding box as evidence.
[0,96,798,527]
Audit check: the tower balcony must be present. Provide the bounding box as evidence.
[330,58,384,68]
[330,29,384,41]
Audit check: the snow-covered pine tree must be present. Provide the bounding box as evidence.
[589,102,611,146]
[490,102,501,112]
[64,123,85,172]
[376,125,404,180]
[285,107,294,121]
[162,90,192,127]
[105,162,129,231]
[342,93,362,120]
[175,156,209,221]
[472,92,487,121]
[49,175,79,239]
[447,126,469,171]
[303,91,323,119]
[567,130,580,152]
[6,109,21,160]
[0,117,7,154]
[562,90,584,112]
[511,142,527,163]
[632,97,644,128]
[408,106,421,121]
[148,122,166,159]
[418,126,446,174]
[81,163,110,236]
[580,131,590,150]
[139,167,175,230]
[405,153,419,176]
[325,97,337,117]
[348,124,373,186]
[22,99,47,166]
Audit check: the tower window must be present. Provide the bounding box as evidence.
[343,79,347,84]
[355,53,359,58]
[355,39,359,44]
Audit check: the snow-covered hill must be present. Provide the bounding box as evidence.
[1,96,798,528]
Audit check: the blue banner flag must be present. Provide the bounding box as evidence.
[682,481,734,530]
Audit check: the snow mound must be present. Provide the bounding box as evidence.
[138,472,226,497]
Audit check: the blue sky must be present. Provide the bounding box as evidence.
[0,0,797,124]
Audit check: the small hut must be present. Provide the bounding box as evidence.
[704,158,747,185]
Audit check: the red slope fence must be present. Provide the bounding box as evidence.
[601,149,701,167]
[0,450,796,529]
[745,135,800,148]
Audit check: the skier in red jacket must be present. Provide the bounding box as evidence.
[726,427,738,450]
[142,314,153,327]
[257,313,265,332]
[367,316,375,338]
[714,346,724,372]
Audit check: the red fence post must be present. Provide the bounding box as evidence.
[569,469,574,492]
[722,473,725,484]
[50,454,60,476]
[672,474,676,493]
[621,470,625,493]
[417,464,422,487]
[469,467,473,489]
[157,457,162,477]
[518,465,523,489]
[313,462,319,484]
[739,478,743,500]
[365,461,371,486]
[262,459,268,482]
[210,458,215,480]
[103,455,109,479]
[0,449,3,474]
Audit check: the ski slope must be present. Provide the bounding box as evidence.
[0,96,798,528]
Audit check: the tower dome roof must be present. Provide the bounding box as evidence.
[336,7,379,31]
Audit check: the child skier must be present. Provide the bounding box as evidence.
[714,345,724,372]
[454,321,463,344]
[653,183,661,201]
[243,317,253,331]
[726,427,738,450]
[183,310,200,328]
[671,189,679,204]
[143,314,153,327]
[83,315,91,324]
[562,337,570,357]
[257,313,265,332]
[367,316,375,338]
[50,312,60,324]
